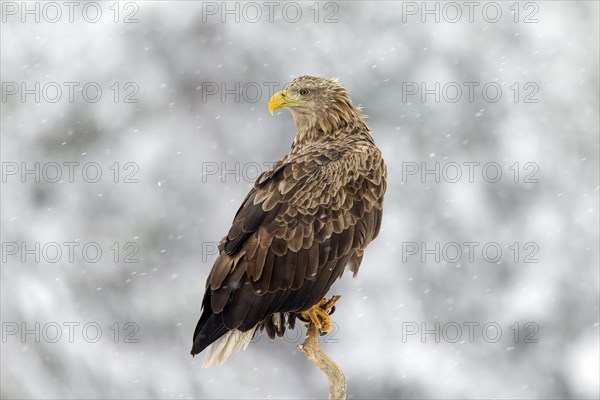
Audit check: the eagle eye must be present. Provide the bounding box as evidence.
[299,89,310,96]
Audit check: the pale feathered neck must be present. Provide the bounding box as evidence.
[289,100,368,150]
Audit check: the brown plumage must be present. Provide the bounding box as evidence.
[191,76,387,366]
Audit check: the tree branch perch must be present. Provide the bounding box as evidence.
[298,323,346,400]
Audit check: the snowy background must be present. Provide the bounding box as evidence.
[1,1,599,399]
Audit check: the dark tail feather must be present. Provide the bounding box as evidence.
[191,292,229,356]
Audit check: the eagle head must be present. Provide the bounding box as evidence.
[268,76,364,136]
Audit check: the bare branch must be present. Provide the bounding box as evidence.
[298,324,346,400]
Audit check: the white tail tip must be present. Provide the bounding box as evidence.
[203,328,255,368]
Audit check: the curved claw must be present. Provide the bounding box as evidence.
[299,295,341,334]
[298,314,310,323]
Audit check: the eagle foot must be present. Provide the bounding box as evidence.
[299,295,341,335]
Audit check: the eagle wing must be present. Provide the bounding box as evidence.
[191,140,386,355]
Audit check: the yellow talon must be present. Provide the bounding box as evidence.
[300,295,341,334]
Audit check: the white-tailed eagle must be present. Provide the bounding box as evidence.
[191,76,387,367]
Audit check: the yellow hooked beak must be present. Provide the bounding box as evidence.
[268,90,306,115]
